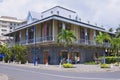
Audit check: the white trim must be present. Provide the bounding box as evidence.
[6,15,114,35]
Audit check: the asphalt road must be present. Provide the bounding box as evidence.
[0,64,120,80]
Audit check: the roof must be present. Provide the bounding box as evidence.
[42,6,76,14]
[28,11,41,20]
[4,14,115,36]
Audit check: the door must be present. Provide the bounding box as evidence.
[44,51,49,64]
[71,52,81,64]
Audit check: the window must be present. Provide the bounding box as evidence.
[10,23,12,26]
[2,25,7,28]
[69,15,71,18]
[75,16,78,20]
[66,23,71,30]
[57,11,59,15]
[1,33,4,35]
[41,15,43,18]
[1,29,7,32]
[51,11,53,14]
[57,21,62,33]
[10,27,12,29]
[2,21,6,23]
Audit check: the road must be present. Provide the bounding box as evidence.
[0,64,120,80]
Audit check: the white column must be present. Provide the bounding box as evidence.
[84,28,88,44]
[26,28,28,44]
[93,30,96,45]
[62,22,66,29]
[53,19,55,41]
[93,30,96,40]
[34,26,36,44]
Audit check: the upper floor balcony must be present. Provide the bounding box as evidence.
[7,35,111,48]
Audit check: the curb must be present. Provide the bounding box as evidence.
[0,73,8,80]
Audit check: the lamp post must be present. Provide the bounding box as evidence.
[33,26,37,66]
[103,49,107,64]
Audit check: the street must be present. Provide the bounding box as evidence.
[0,64,120,80]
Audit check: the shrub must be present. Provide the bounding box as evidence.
[84,61,97,65]
[100,56,119,64]
[114,62,119,66]
[62,63,73,68]
[100,64,110,68]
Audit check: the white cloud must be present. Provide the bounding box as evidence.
[0,0,120,30]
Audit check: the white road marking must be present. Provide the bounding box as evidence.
[0,65,118,80]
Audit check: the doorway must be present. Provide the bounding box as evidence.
[71,52,81,64]
[59,51,68,63]
[43,51,49,64]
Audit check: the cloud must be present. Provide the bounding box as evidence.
[0,0,120,30]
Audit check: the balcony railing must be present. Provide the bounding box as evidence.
[7,36,111,48]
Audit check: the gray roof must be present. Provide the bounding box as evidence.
[29,11,41,20]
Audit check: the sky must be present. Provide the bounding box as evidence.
[0,0,120,31]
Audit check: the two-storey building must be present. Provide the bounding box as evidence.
[6,6,113,64]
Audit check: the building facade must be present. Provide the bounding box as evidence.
[0,16,24,45]
[6,6,113,64]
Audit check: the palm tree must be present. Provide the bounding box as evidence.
[111,37,120,64]
[57,29,77,63]
[96,32,111,63]
[111,38,120,56]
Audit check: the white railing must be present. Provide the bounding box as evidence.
[8,36,111,48]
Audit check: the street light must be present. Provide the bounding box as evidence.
[103,49,107,64]
[33,26,37,66]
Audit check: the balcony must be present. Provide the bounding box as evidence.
[7,36,111,48]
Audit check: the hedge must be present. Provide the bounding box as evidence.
[101,56,119,64]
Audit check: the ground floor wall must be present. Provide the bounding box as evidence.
[26,45,104,65]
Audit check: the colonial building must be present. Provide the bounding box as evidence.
[6,6,113,64]
[0,16,24,45]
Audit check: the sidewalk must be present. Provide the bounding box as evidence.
[0,62,120,73]
[0,73,8,80]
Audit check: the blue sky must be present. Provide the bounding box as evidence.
[0,0,120,30]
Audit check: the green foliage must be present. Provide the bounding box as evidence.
[108,28,113,32]
[0,45,12,62]
[11,45,27,64]
[114,62,119,66]
[100,64,110,68]
[57,29,77,47]
[62,63,73,68]
[100,56,119,64]
[111,38,120,49]
[116,27,120,38]
[96,32,111,45]
[84,61,97,65]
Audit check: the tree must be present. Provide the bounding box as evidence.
[57,29,77,63]
[11,45,26,64]
[115,27,120,38]
[0,45,12,62]
[109,28,113,32]
[96,32,111,63]
[111,38,120,56]
[96,32,111,46]
[111,37,120,64]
